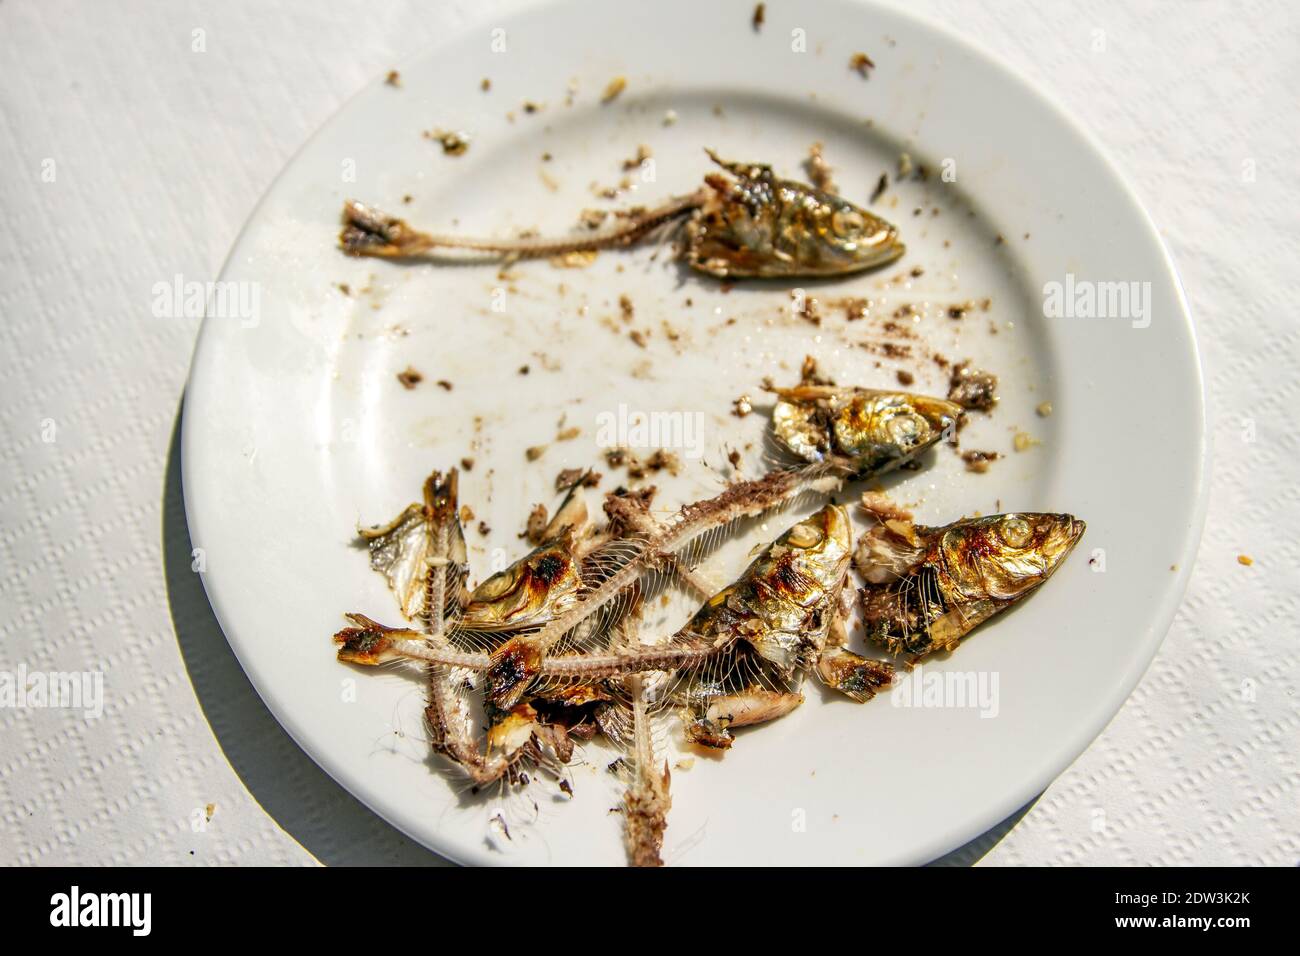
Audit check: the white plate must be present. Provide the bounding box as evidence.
[183,0,1207,865]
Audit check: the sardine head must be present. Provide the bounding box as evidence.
[686,151,905,278]
[460,531,581,630]
[939,513,1086,602]
[769,503,853,599]
[801,192,905,276]
[772,386,962,475]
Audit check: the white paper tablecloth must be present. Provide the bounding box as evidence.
[1,0,1295,866]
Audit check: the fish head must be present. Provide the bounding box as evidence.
[460,530,582,630]
[685,150,904,278]
[772,386,962,475]
[767,503,854,599]
[938,513,1086,602]
[793,189,904,276]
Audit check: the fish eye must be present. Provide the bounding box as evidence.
[474,567,518,600]
[999,517,1032,549]
[786,521,824,548]
[884,410,925,447]
[831,208,865,238]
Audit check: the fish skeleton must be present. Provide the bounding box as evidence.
[338,150,904,279]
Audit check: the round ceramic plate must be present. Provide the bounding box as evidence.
[183,0,1206,865]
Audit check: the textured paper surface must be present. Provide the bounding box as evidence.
[0,0,1295,865]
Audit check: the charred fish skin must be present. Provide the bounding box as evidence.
[772,384,963,477]
[458,528,584,633]
[685,503,853,674]
[858,512,1086,660]
[684,151,905,278]
[677,504,854,748]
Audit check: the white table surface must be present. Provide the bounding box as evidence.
[1,0,1295,866]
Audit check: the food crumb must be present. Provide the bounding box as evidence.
[662,109,678,126]
[898,152,914,179]
[961,450,1000,473]
[870,172,888,204]
[849,52,875,77]
[622,144,652,171]
[525,445,547,462]
[556,425,581,442]
[396,367,423,390]
[732,394,752,417]
[1013,431,1040,452]
[556,468,600,491]
[384,70,401,87]
[1036,401,1053,417]
[460,457,475,471]
[477,521,491,536]
[579,208,609,230]
[601,76,627,103]
[751,2,765,30]
[860,490,912,522]
[644,449,680,475]
[480,77,491,91]
[842,297,870,321]
[459,504,475,523]
[1237,554,1254,566]
[947,361,999,411]
[424,128,469,156]
[525,504,549,544]
[551,250,598,269]
[896,370,914,386]
[436,379,453,391]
